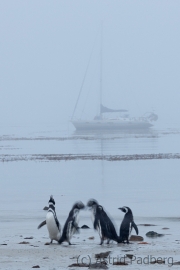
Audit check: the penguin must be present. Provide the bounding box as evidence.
[86,199,98,224]
[118,206,138,244]
[37,195,61,243]
[58,201,85,245]
[87,199,119,245]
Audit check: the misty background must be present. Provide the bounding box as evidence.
[0,1,180,128]
[1,1,180,225]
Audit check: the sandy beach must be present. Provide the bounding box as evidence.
[1,213,180,270]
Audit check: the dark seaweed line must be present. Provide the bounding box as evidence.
[0,131,179,142]
[0,153,180,162]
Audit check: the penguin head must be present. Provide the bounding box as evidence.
[118,206,132,214]
[96,205,105,214]
[87,199,98,208]
[73,201,85,210]
[49,195,55,205]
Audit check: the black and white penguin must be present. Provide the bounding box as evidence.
[58,201,85,245]
[37,195,61,243]
[87,199,99,224]
[87,199,119,245]
[118,206,138,244]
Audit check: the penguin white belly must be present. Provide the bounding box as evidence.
[67,221,74,240]
[67,212,79,240]
[128,222,132,239]
[90,208,96,224]
[97,220,102,238]
[76,214,80,224]
[46,212,60,242]
[91,212,95,224]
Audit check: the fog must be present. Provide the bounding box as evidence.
[1,1,180,128]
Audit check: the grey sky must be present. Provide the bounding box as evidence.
[0,1,180,126]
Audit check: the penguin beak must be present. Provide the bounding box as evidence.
[118,207,123,211]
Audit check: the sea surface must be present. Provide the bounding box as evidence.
[0,121,180,225]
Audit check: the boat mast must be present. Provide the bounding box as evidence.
[71,52,92,120]
[71,33,98,120]
[100,23,103,119]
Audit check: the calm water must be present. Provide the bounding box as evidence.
[0,121,180,220]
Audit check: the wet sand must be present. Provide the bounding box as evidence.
[1,215,180,269]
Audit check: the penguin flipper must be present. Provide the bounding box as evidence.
[75,226,80,234]
[94,216,99,230]
[37,220,46,229]
[132,221,138,235]
[106,221,119,243]
[72,221,80,234]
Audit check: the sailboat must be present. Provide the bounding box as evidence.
[71,106,157,131]
[71,32,158,131]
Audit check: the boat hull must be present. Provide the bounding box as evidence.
[71,120,153,131]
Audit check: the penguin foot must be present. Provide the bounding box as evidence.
[107,240,111,244]
[99,238,104,245]
[69,242,75,245]
[117,239,122,244]
[58,237,64,245]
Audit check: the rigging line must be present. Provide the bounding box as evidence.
[71,31,100,120]
[81,60,96,118]
[80,74,93,119]
[100,22,103,118]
